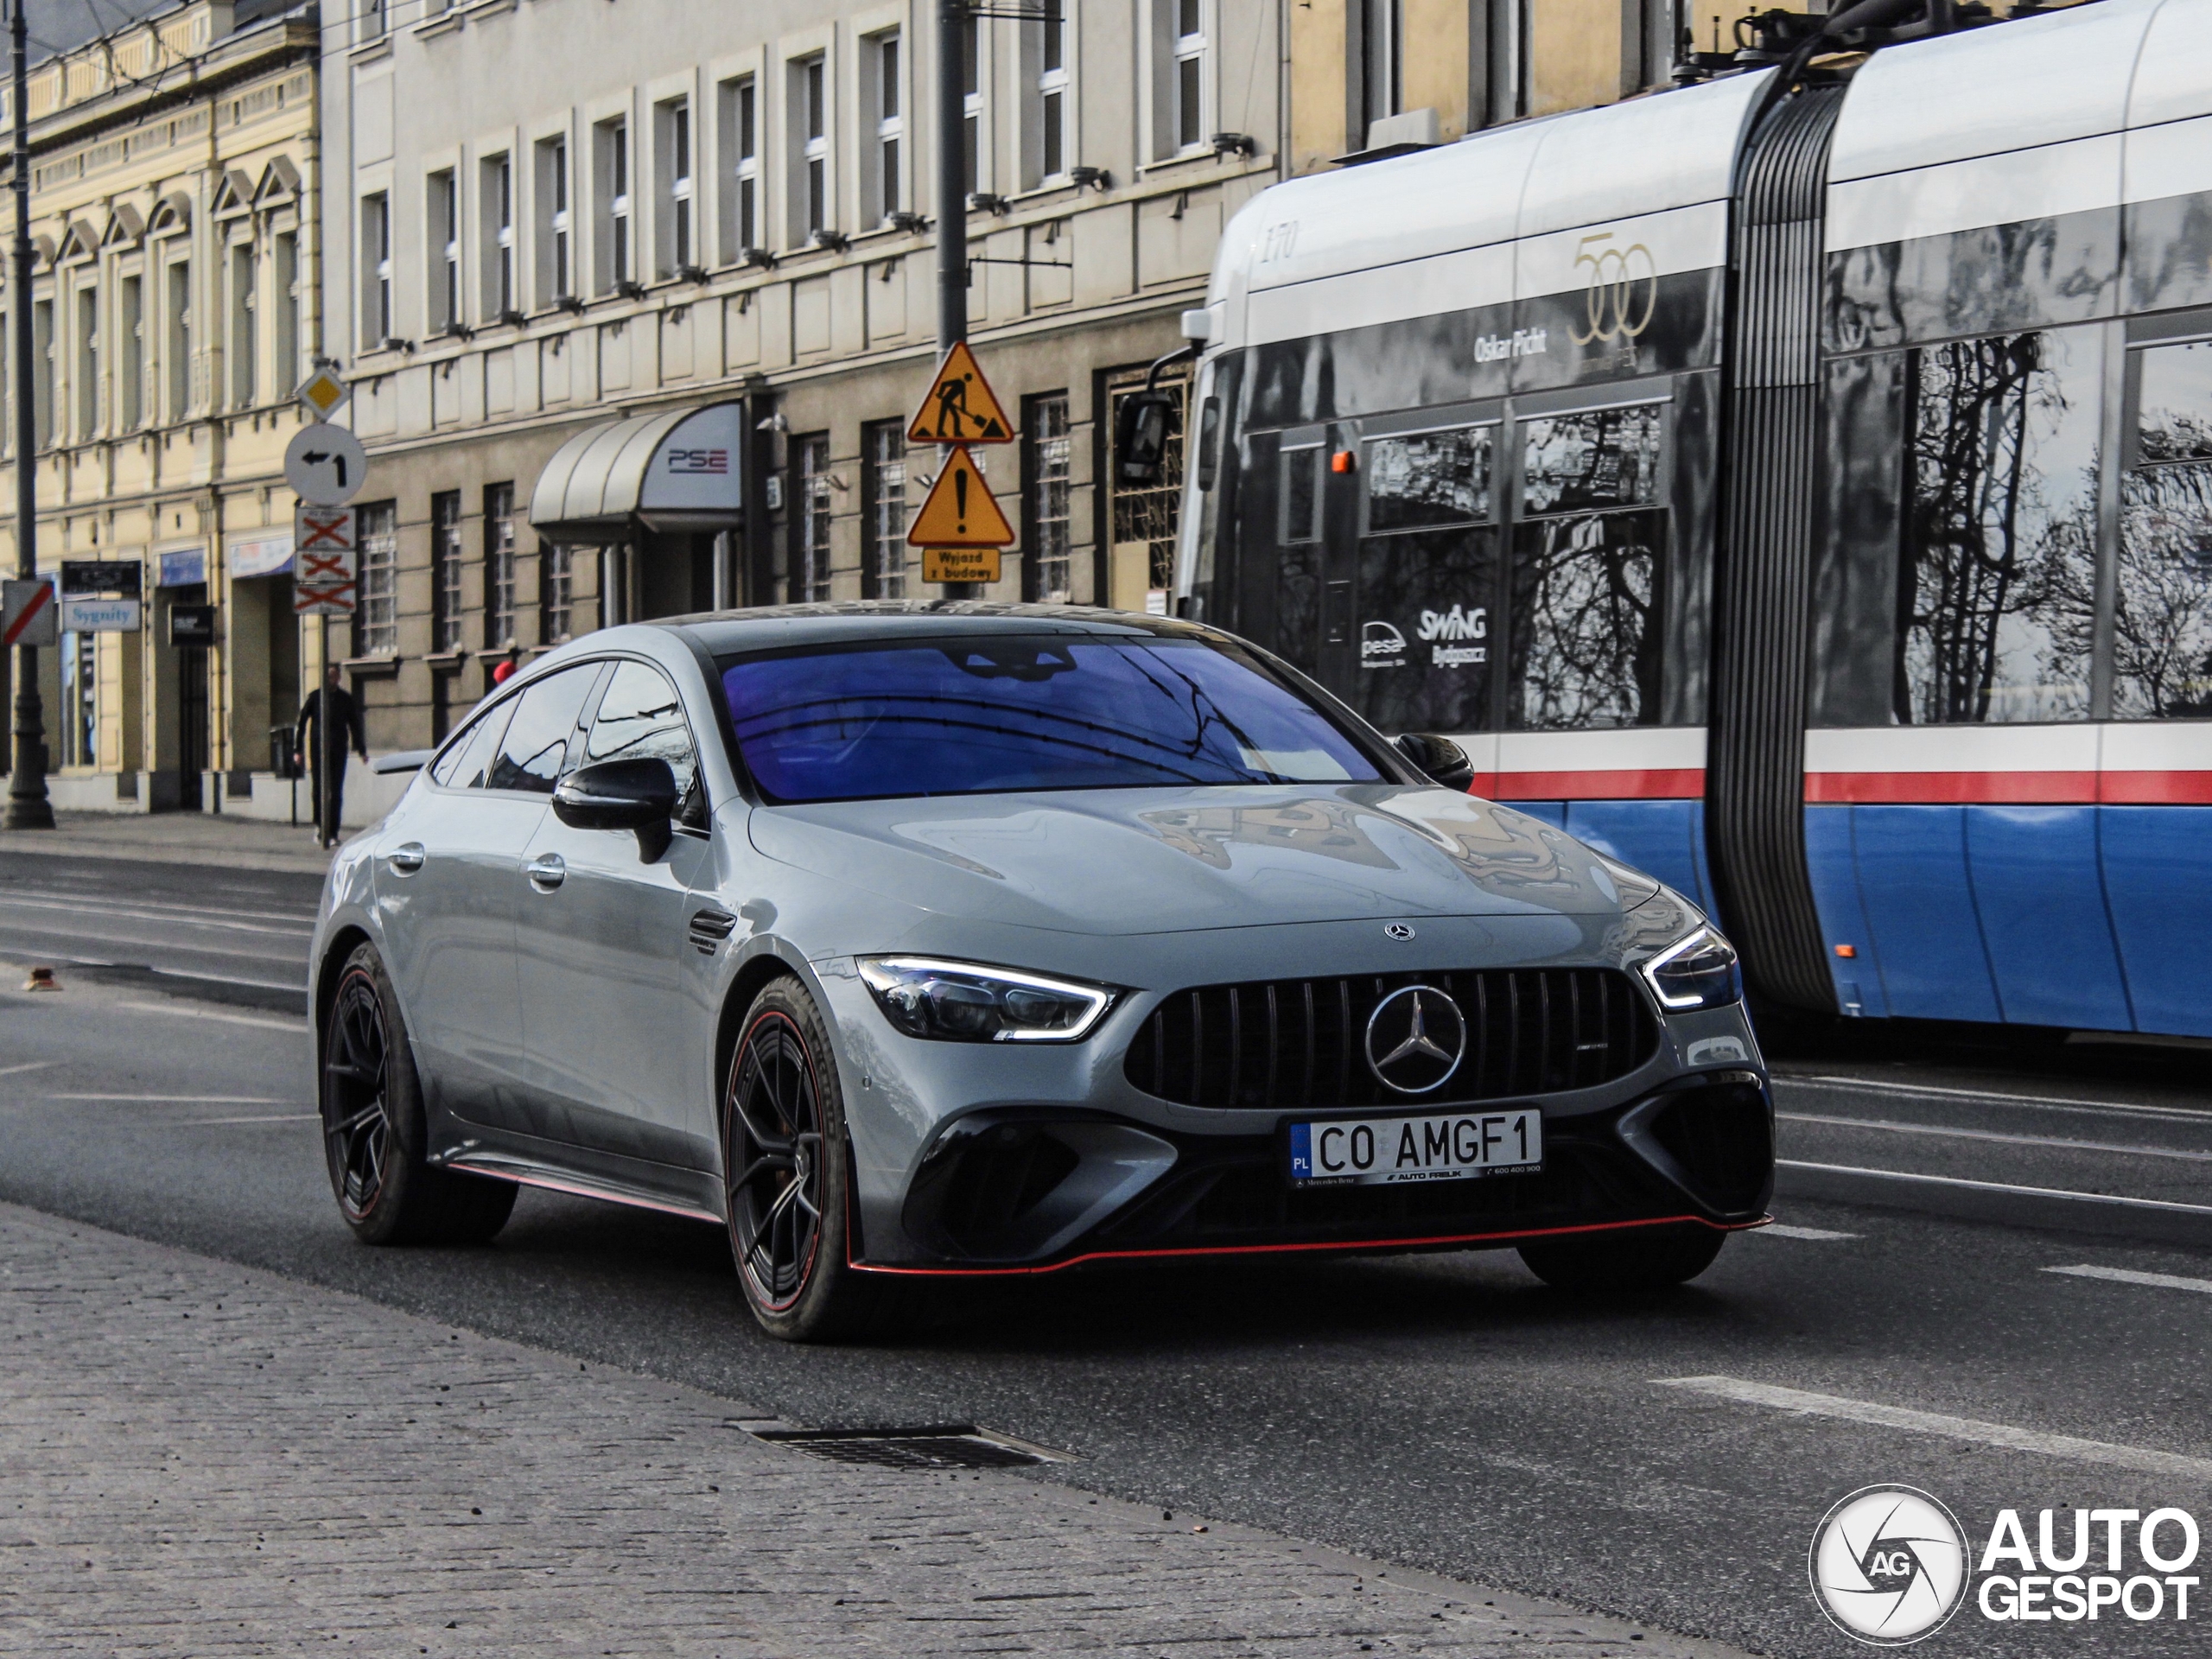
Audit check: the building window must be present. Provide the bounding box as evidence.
[537,135,572,304]
[789,54,829,244]
[354,501,399,658]
[962,17,982,194]
[429,168,459,333]
[361,0,387,43]
[118,273,143,431]
[161,263,187,424]
[228,242,256,408]
[862,420,907,599]
[273,231,299,388]
[74,283,98,439]
[792,432,833,601]
[719,74,760,259]
[865,31,901,224]
[542,543,575,643]
[485,482,518,646]
[1173,0,1207,153]
[431,490,465,654]
[594,118,630,293]
[1109,366,1187,602]
[481,153,515,317]
[361,192,391,346]
[61,630,95,767]
[1027,8,1069,188]
[1024,392,1073,602]
[655,99,694,277]
[32,296,53,447]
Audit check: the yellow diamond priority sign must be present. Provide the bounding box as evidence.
[295,367,351,422]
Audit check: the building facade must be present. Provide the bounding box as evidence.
[321,0,1287,754]
[0,0,322,815]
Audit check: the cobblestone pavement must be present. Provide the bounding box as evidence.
[0,1201,1750,1658]
[0,811,340,876]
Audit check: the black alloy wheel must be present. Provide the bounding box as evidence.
[318,941,516,1247]
[721,978,883,1341]
[325,963,396,1222]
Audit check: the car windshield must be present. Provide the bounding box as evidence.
[720,633,1386,803]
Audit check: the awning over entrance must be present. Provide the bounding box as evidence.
[528,402,746,543]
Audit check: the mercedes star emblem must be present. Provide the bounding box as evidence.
[1384,923,1415,941]
[1363,984,1467,1095]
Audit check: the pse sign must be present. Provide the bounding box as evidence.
[664,447,729,475]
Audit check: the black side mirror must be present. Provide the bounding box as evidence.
[1115,391,1175,487]
[1394,733,1476,791]
[554,756,680,860]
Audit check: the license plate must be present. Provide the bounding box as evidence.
[1287,1108,1542,1187]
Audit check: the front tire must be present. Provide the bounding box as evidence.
[321,942,517,1246]
[722,978,883,1342]
[1517,1223,1726,1294]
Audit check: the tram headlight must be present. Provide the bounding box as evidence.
[1637,925,1743,1012]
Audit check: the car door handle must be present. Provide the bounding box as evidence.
[525,852,566,891]
[387,842,426,876]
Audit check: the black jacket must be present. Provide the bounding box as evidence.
[296,684,367,768]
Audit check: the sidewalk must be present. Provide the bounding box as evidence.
[0,810,342,876]
[0,1201,1748,1659]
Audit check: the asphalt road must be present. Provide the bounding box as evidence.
[3,856,2210,1657]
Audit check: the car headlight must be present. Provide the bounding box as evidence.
[857,957,1117,1043]
[1637,925,1743,1011]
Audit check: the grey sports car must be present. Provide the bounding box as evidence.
[310,603,1771,1340]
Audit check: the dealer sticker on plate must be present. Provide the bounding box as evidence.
[1287,1108,1542,1186]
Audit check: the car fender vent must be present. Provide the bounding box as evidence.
[734,1421,1068,1470]
[688,908,739,954]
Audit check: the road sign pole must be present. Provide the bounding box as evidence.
[5,0,51,828]
[935,0,980,600]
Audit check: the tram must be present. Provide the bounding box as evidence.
[1175,0,2212,1039]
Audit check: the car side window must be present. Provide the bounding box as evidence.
[486,665,599,794]
[583,659,704,824]
[429,701,514,790]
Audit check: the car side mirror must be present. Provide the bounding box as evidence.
[553,756,680,860]
[1394,733,1476,791]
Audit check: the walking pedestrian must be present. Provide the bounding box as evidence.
[295,664,368,849]
[492,644,522,686]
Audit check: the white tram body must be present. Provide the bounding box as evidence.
[1181,0,2212,1036]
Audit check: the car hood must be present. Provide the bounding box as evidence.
[747,784,1647,937]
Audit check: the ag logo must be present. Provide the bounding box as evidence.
[1570,232,1656,346]
[1810,1485,1969,1645]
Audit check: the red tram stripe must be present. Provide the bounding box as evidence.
[1802,771,2212,805]
[1484,768,1707,801]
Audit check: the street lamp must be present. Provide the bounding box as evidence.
[5,0,51,830]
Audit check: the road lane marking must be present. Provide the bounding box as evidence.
[1758,1224,1860,1240]
[1653,1376,2212,1482]
[0,1061,58,1078]
[2046,1263,2212,1295]
[1778,1159,2212,1220]
[178,1114,318,1126]
[1779,1074,2209,1125]
[46,1094,289,1104]
[0,893,315,934]
[116,1001,305,1032]
[1779,1109,2212,1163]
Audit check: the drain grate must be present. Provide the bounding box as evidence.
[738,1422,1065,1471]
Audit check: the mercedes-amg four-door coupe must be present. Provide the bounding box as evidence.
[311,605,1771,1339]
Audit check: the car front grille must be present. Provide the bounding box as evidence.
[1122,967,1657,1110]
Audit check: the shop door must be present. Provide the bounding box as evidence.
[175,582,207,809]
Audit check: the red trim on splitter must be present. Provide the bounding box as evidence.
[849,1211,1758,1278]
[1483,768,1706,802]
